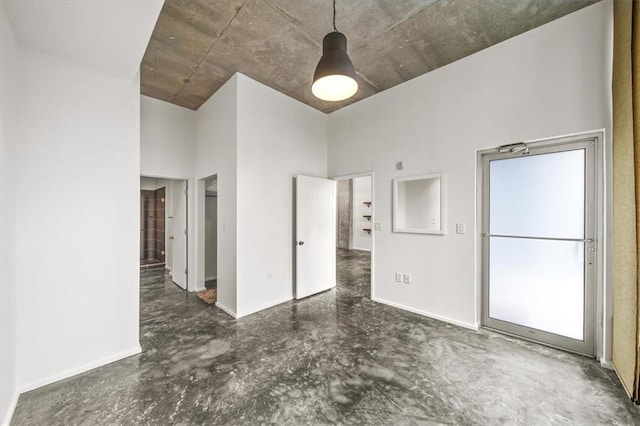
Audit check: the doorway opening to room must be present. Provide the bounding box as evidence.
[195,174,218,305]
[204,176,217,292]
[334,174,374,298]
[480,133,604,357]
[140,176,189,290]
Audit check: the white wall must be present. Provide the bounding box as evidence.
[328,0,612,338]
[194,76,238,312]
[2,0,162,81]
[0,3,20,424]
[235,74,328,317]
[144,73,328,316]
[205,195,218,280]
[140,95,195,179]
[15,46,142,391]
[140,176,162,190]
[352,176,372,251]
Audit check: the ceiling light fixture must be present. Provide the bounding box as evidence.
[311,0,358,102]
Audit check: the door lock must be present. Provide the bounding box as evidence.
[298,241,304,245]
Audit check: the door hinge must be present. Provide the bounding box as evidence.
[184,229,187,235]
[185,269,188,275]
[184,189,188,195]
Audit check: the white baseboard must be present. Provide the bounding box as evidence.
[236,296,292,319]
[1,389,19,426]
[600,359,614,370]
[191,287,206,293]
[351,247,372,252]
[19,344,142,394]
[371,296,478,331]
[215,301,237,318]
[205,275,217,281]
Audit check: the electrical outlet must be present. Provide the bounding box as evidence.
[403,273,412,284]
[395,272,402,283]
[374,222,383,231]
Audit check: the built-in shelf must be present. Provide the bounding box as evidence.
[363,201,372,207]
[363,228,372,234]
[363,215,372,221]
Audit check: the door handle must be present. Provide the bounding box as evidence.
[298,241,304,246]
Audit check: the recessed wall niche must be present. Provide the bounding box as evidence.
[393,173,444,235]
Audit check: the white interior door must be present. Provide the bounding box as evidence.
[295,175,336,299]
[171,180,188,290]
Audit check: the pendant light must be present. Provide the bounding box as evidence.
[311,0,358,101]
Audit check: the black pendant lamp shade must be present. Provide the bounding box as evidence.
[311,3,358,101]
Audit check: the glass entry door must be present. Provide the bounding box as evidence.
[481,138,596,356]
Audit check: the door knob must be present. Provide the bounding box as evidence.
[298,241,304,245]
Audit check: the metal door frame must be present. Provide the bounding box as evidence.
[480,134,600,356]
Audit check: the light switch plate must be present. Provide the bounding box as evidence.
[374,222,383,231]
[395,272,402,283]
[403,273,411,284]
[456,223,465,234]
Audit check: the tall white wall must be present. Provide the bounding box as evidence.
[15,46,142,391]
[328,0,612,339]
[195,76,238,313]
[236,74,328,317]
[143,73,327,316]
[0,4,20,424]
[140,95,195,179]
[352,176,372,251]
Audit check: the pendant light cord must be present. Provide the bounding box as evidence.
[333,0,338,32]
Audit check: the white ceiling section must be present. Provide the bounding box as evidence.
[3,0,164,80]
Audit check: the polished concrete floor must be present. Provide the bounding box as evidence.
[12,249,640,425]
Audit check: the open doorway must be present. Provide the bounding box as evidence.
[194,174,219,303]
[334,174,373,298]
[140,176,188,290]
[140,181,166,270]
[204,176,217,291]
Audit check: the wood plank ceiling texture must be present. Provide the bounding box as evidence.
[141,0,599,113]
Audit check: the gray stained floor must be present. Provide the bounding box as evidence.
[12,249,640,425]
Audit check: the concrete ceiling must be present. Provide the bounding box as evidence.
[141,0,599,113]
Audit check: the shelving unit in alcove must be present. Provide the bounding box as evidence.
[362,201,372,233]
